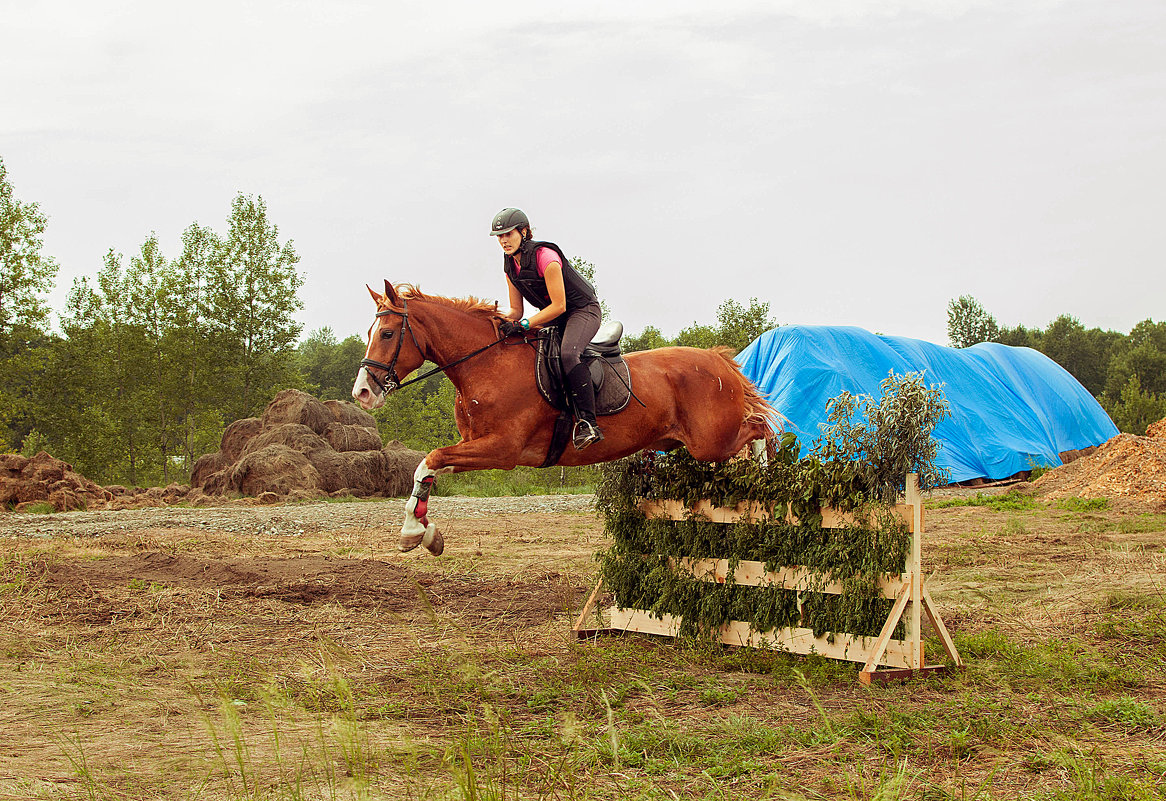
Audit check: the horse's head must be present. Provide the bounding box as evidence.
[352,280,426,410]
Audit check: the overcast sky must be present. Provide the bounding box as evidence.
[3,0,1163,346]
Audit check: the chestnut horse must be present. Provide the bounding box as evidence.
[352,281,777,555]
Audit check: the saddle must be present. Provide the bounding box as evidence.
[533,321,634,467]
[535,321,633,416]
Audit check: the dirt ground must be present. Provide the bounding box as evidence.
[2,490,1166,799]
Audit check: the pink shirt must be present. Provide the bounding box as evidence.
[514,247,561,278]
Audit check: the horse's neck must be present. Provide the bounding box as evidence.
[418,303,496,368]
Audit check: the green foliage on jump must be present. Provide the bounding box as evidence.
[596,372,950,644]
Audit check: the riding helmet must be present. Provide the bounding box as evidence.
[489,208,529,236]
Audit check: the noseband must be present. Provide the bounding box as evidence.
[360,301,423,394]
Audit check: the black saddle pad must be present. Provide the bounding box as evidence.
[535,327,632,416]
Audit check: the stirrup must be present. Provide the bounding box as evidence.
[572,419,604,450]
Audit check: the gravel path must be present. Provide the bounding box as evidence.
[0,494,599,539]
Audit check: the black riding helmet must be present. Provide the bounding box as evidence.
[489,207,529,236]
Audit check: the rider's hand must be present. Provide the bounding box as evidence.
[499,320,522,337]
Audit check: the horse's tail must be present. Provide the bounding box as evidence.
[711,347,786,438]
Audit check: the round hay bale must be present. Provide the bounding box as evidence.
[220,418,263,462]
[227,445,322,496]
[324,399,378,428]
[241,424,329,457]
[262,389,333,434]
[324,422,383,453]
[190,452,226,489]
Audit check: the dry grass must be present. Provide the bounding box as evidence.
[1,500,1166,799]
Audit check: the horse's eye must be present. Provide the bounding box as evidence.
[380,330,395,340]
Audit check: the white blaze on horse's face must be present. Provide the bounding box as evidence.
[352,367,384,410]
[352,315,389,410]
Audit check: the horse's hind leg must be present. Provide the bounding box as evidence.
[401,459,448,556]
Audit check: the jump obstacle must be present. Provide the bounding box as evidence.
[574,473,963,684]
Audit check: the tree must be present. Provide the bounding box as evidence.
[713,297,777,354]
[296,327,366,400]
[946,295,1000,348]
[205,194,304,419]
[1103,373,1166,436]
[0,157,59,340]
[623,325,670,353]
[0,158,60,452]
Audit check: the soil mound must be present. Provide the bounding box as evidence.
[1033,416,1166,507]
[191,389,424,499]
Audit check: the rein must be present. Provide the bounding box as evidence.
[359,300,509,394]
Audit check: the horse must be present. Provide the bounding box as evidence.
[351,281,778,555]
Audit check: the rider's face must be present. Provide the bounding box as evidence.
[496,229,523,256]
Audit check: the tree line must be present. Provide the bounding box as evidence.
[3,156,1160,487]
[948,295,1165,435]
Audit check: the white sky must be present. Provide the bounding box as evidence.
[2,0,1163,345]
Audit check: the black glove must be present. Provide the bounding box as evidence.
[499,320,523,337]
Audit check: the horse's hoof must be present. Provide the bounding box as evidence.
[422,524,444,556]
[399,532,424,552]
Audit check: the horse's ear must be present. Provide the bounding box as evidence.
[366,284,382,304]
[383,280,401,306]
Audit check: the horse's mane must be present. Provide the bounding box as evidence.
[395,284,501,319]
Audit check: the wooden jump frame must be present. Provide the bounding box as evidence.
[575,473,963,684]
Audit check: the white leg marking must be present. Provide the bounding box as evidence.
[400,459,437,551]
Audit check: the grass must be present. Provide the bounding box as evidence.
[930,491,1043,512]
[436,465,600,497]
[7,501,1166,799]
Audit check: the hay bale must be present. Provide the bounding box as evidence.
[324,399,378,428]
[220,418,263,462]
[189,390,424,500]
[262,389,333,434]
[241,423,330,457]
[226,445,322,496]
[324,422,383,453]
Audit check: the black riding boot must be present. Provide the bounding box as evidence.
[565,363,604,450]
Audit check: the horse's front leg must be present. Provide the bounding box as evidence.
[399,459,451,555]
[399,437,525,556]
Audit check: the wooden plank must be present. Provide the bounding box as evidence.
[639,498,915,531]
[906,474,923,670]
[859,664,951,685]
[606,607,914,668]
[673,557,905,598]
[860,581,912,675]
[573,578,605,633]
[922,585,964,668]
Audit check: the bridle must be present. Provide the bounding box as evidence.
[359,301,422,394]
[359,299,511,395]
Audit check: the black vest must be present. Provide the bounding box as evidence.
[503,240,597,324]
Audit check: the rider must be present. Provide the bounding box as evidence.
[490,207,604,451]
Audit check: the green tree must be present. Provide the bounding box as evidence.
[206,194,304,419]
[171,222,227,471]
[296,327,366,400]
[0,158,60,451]
[946,295,1000,348]
[0,157,58,339]
[713,297,777,354]
[623,325,670,353]
[1104,373,1166,436]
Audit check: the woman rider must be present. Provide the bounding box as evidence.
[490,207,604,450]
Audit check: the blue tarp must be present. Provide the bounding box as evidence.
[735,325,1119,483]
